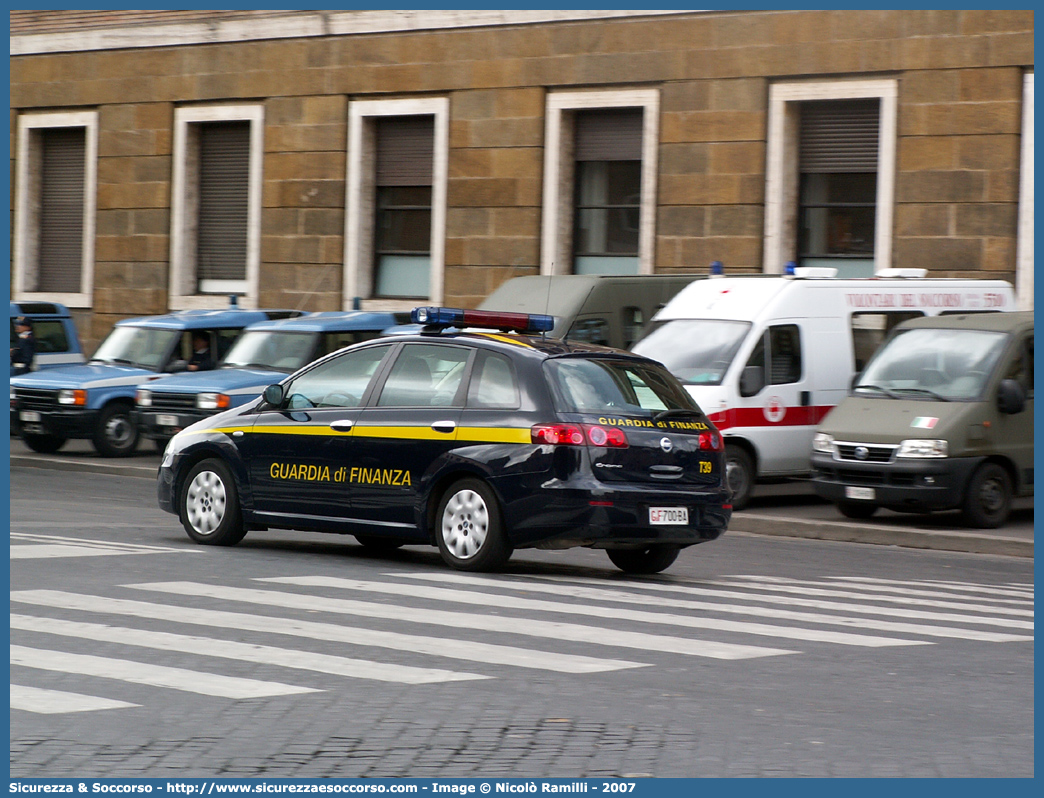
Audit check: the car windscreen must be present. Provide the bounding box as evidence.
[91,326,180,370]
[855,327,1009,401]
[545,357,701,415]
[631,319,751,385]
[222,330,319,372]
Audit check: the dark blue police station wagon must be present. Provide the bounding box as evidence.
[157,308,732,573]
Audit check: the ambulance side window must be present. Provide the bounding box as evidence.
[768,325,801,385]
[851,312,924,372]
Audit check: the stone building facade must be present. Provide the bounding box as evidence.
[9,9,1034,350]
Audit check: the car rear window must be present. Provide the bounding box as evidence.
[545,357,700,415]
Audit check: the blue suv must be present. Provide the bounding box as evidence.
[135,310,408,447]
[10,300,302,457]
[10,301,85,377]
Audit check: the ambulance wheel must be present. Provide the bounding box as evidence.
[180,458,246,546]
[607,544,680,575]
[837,501,878,520]
[725,444,755,510]
[961,463,1012,529]
[354,535,405,551]
[93,403,139,457]
[435,478,512,572]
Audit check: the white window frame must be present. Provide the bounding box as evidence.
[169,104,264,310]
[344,97,449,311]
[764,79,898,274]
[1016,72,1033,311]
[541,89,660,276]
[13,111,98,308]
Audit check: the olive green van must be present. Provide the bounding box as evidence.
[811,311,1033,528]
[478,274,702,350]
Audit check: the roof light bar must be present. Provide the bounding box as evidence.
[411,306,554,334]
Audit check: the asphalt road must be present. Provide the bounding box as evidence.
[8,463,1035,778]
[9,436,1034,558]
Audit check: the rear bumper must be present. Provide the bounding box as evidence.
[500,476,731,549]
[810,452,982,512]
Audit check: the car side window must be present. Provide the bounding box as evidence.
[377,344,471,407]
[285,345,391,409]
[468,351,520,409]
[1004,335,1034,398]
[567,317,611,346]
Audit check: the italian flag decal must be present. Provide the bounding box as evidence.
[911,417,939,429]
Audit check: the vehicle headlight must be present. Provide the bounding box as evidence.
[197,392,231,410]
[812,432,834,454]
[136,389,152,407]
[58,389,87,406]
[896,439,948,458]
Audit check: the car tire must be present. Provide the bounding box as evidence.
[93,403,139,457]
[725,444,755,511]
[180,458,247,546]
[435,478,512,572]
[21,432,67,454]
[606,544,681,574]
[961,462,1012,529]
[837,501,878,520]
[354,534,406,551]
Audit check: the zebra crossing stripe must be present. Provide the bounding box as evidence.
[717,576,1035,617]
[10,533,190,559]
[10,684,138,714]
[10,645,318,699]
[128,582,796,660]
[10,614,486,685]
[388,572,1033,643]
[10,590,647,673]
[262,576,927,649]
[825,576,1034,602]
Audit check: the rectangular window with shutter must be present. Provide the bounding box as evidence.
[573,109,642,275]
[373,115,434,298]
[798,99,879,265]
[197,121,250,291]
[38,127,87,294]
[14,112,98,306]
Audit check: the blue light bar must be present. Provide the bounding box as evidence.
[411,307,554,334]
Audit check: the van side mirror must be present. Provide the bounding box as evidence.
[740,365,765,397]
[997,379,1026,414]
[263,383,286,408]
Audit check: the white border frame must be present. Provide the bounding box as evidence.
[541,89,659,276]
[1016,72,1033,311]
[344,97,449,310]
[13,111,98,308]
[763,78,898,274]
[169,104,264,310]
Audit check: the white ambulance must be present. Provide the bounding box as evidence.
[631,269,1016,509]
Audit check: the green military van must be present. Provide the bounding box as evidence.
[811,311,1033,528]
[478,274,702,350]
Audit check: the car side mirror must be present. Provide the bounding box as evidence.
[997,379,1026,414]
[263,383,286,408]
[740,365,765,397]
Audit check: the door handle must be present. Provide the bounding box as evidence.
[431,420,456,433]
[330,420,354,432]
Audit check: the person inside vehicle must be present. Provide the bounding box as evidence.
[10,316,35,375]
[186,332,214,371]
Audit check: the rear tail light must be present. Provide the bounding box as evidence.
[531,424,628,448]
[698,431,724,451]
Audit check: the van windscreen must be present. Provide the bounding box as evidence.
[631,319,751,386]
[855,328,1009,401]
